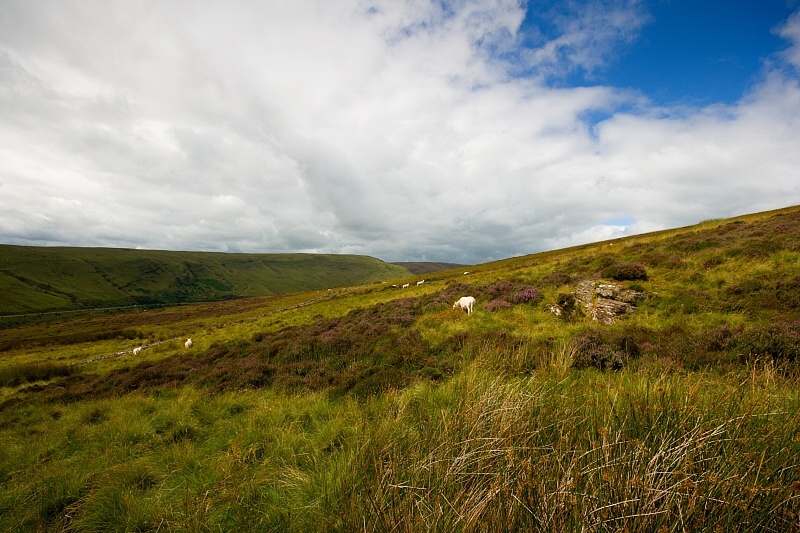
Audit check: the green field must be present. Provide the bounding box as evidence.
[1,206,799,531]
[0,247,412,316]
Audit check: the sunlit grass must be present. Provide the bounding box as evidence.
[4,353,798,531]
[339,363,800,532]
[0,386,371,531]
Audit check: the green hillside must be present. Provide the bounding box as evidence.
[0,246,411,315]
[1,205,799,531]
[391,261,469,275]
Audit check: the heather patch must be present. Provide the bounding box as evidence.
[484,299,512,312]
[601,261,648,281]
[723,275,800,316]
[569,326,648,371]
[734,321,800,365]
[510,287,542,304]
[26,297,459,402]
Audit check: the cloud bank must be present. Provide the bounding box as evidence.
[1,1,799,264]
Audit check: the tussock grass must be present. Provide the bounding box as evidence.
[2,363,798,531]
[0,361,76,388]
[341,366,800,532]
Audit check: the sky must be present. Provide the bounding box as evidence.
[1,0,799,265]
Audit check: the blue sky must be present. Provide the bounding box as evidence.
[1,1,799,263]
[515,0,798,104]
[593,0,798,106]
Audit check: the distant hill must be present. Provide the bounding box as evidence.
[391,262,468,275]
[0,246,411,315]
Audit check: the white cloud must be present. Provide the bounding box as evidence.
[777,9,800,70]
[516,0,650,79]
[0,1,799,264]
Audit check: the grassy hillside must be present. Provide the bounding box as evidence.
[0,246,411,316]
[1,206,799,531]
[391,261,469,275]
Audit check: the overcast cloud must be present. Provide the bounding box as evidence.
[1,1,799,264]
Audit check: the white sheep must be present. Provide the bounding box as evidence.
[416,280,425,286]
[453,296,476,315]
[185,338,193,348]
[402,283,410,289]
[133,347,142,356]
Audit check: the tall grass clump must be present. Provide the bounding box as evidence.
[602,261,649,281]
[337,366,800,532]
[0,362,75,387]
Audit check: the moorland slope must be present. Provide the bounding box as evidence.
[0,246,412,315]
[1,205,799,532]
[391,261,468,275]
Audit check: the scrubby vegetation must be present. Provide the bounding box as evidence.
[601,260,649,281]
[1,206,800,531]
[0,361,75,388]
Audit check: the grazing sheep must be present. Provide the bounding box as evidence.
[453,296,476,315]
[402,283,410,289]
[463,271,470,275]
[417,280,425,286]
[133,347,142,356]
[185,338,193,348]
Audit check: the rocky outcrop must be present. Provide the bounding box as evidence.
[574,280,645,324]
